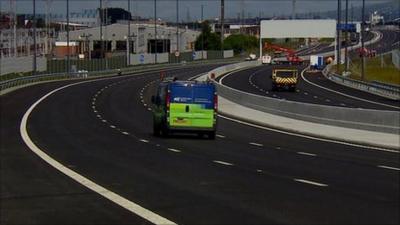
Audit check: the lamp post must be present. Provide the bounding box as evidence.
[154,0,157,64]
[79,33,92,59]
[125,33,136,65]
[361,0,365,80]
[33,0,37,75]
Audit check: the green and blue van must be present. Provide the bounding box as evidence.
[151,79,218,139]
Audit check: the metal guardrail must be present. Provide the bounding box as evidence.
[207,62,399,134]
[322,64,400,100]
[0,58,242,94]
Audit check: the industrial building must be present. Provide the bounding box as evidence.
[56,22,200,58]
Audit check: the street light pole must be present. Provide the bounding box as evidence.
[67,0,70,75]
[201,4,204,60]
[176,0,179,53]
[127,0,131,66]
[154,0,157,64]
[336,0,341,71]
[33,0,37,75]
[220,0,225,52]
[345,0,349,71]
[361,0,365,80]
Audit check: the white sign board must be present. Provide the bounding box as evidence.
[260,20,337,39]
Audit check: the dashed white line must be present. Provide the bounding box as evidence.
[213,160,234,166]
[139,139,149,143]
[20,81,177,225]
[122,132,130,135]
[377,165,400,171]
[110,125,116,129]
[256,169,263,173]
[102,119,107,123]
[294,179,328,187]
[167,148,182,153]
[249,142,264,147]
[216,134,226,138]
[297,152,317,157]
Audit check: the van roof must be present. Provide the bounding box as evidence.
[169,80,214,87]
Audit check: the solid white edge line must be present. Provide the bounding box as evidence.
[213,160,234,166]
[294,179,328,187]
[218,114,399,153]
[297,152,317,157]
[300,67,400,110]
[20,80,177,225]
[167,148,182,153]
[249,142,264,147]
[377,165,400,171]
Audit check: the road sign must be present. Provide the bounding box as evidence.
[175,51,180,57]
[192,52,196,60]
[139,54,145,63]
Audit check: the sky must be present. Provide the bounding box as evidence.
[0,0,395,21]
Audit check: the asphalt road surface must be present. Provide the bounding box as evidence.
[218,64,400,111]
[1,64,399,224]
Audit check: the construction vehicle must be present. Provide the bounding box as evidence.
[264,43,303,65]
[357,47,377,57]
[271,69,298,92]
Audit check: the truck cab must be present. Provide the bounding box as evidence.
[151,79,217,139]
[271,69,298,92]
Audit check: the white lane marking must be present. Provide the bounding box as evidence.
[304,92,309,95]
[139,139,149,143]
[297,152,317,157]
[218,115,399,153]
[275,147,281,150]
[167,148,181,153]
[213,160,234,166]
[216,134,226,138]
[122,132,130,135]
[313,96,318,99]
[249,142,264,147]
[294,179,328,187]
[377,165,400,171]
[300,67,400,110]
[102,119,107,123]
[256,169,263,173]
[20,82,177,225]
[110,125,116,129]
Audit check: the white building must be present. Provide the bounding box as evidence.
[57,22,200,57]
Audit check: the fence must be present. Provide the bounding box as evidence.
[0,56,47,75]
[1,50,235,77]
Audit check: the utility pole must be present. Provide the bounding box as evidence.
[344,0,349,71]
[66,0,70,75]
[33,0,37,75]
[154,0,157,64]
[361,0,365,80]
[292,0,296,19]
[336,0,342,71]
[127,0,131,66]
[220,0,224,51]
[100,0,103,58]
[176,0,179,54]
[201,4,204,60]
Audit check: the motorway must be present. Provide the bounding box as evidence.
[218,28,400,111]
[218,64,400,111]
[1,63,399,224]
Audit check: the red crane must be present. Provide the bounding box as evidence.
[264,43,303,65]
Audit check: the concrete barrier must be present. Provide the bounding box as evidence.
[206,61,400,134]
[1,56,47,75]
